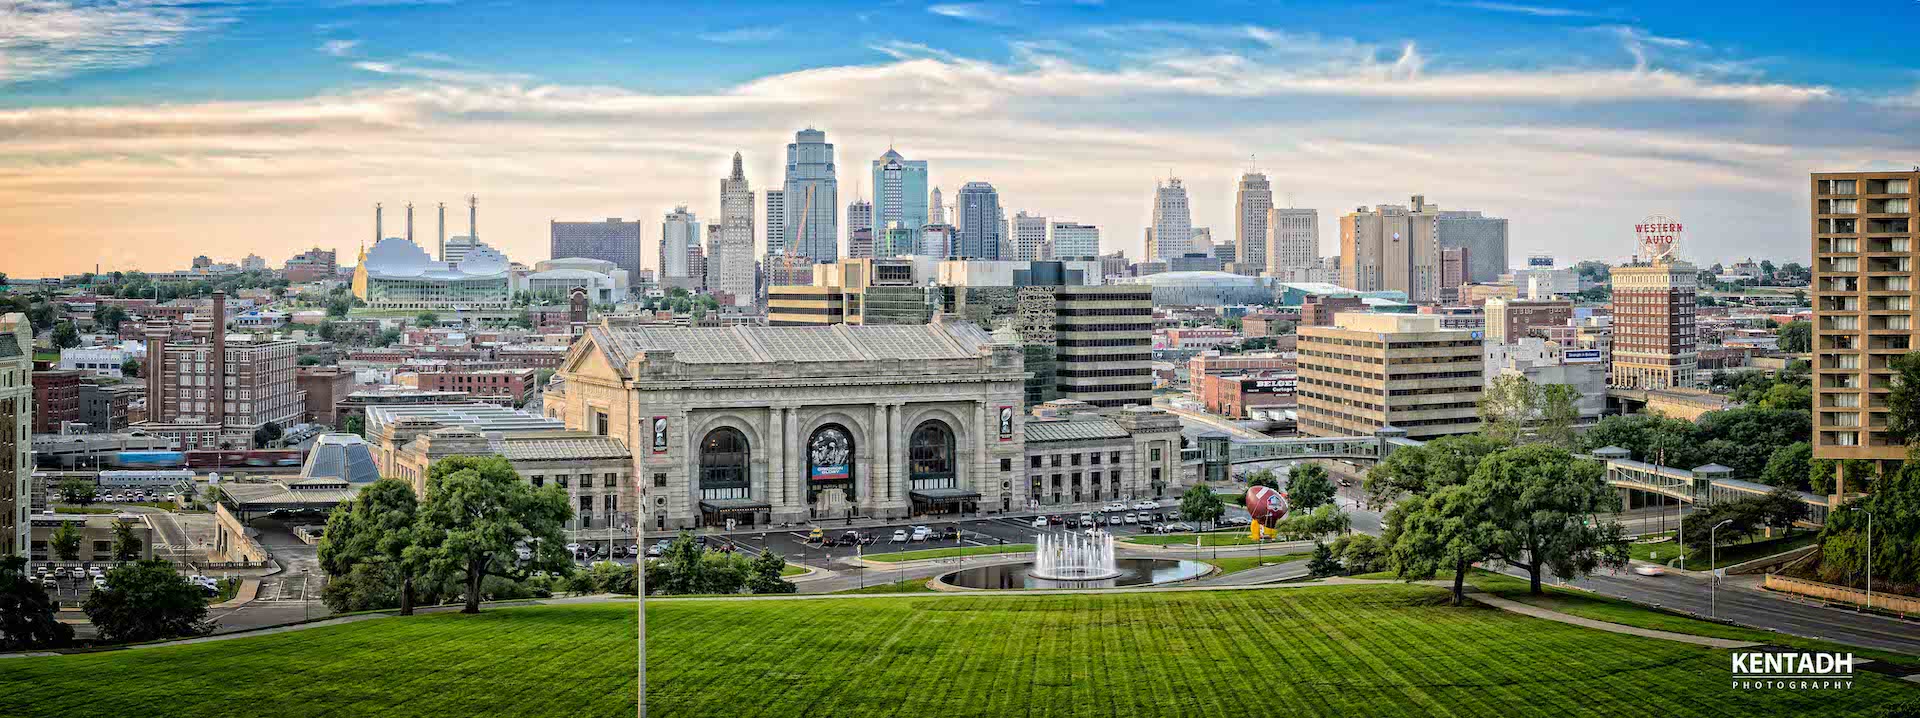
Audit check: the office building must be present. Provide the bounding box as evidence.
[929,187,945,225]
[1610,230,1698,392]
[1010,212,1048,262]
[138,292,304,450]
[708,152,757,308]
[32,369,83,433]
[284,247,338,283]
[1235,172,1272,274]
[955,182,1003,260]
[1296,312,1483,440]
[1053,286,1154,408]
[1048,221,1100,260]
[78,382,137,433]
[1436,210,1510,284]
[1151,178,1192,261]
[847,199,873,254]
[660,206,700,283]
[1269,208,1319,280]
[764,189,787,258]
[1484,297,1572,344]
[781,128,838,263]
[1440,247,1469,303]
[1,314,28,558]
[848,229,874,259]
[1811,171,1919,475]
[1341,196,1442,303]
[871,149,927,252]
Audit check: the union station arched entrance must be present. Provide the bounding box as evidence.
[908,420,979,515]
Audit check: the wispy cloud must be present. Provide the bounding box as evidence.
[0,0,237,85]
[928,3,1005,24]
[351,58,529,85]
[1442,1,1606,18]
[696,25,783,44]
[319,39,360,57]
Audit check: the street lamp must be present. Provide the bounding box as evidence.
[1709,519,1732,619]
[1851,507,1873,612]
[300,568,311,622]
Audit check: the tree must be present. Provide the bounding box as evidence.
[111,519,144,562]
[1817,454,1920,589]
[83,559,212,643]
[1331,533,1382,575]
[57,478,97,505]
[1306,542,1342,578]
[1473,445,1629,595]
[49,522,82,562]
[1777,321,1811,354]
[253,421,283,449]
[1478,373,1541,444]
[94,305,129,334]
[747,550,796,594]
[1243,468,1279,491]
[121,358,140,378]
[1365,434,1504,502]
[1279,503,1350,540]
[416,311,439,326]
[1177,485,1225,529]
[1385,486,1497,605]
[0,556,72,650]
[51,321,80,349]
[1286,463,1335,511]
[373,329,402,347]
[319,478,423,615]
[657,532,706,595]
[1536,383,1580,449]
[1887,352,1920,445]
[1760,442,1813,492]
[343,414,366,437]
[409,456,571,613]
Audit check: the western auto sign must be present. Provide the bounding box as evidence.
[1635,214,1682,261]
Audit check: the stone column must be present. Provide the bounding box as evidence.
[974,401,990,514]
[784,406,800,520]
[766,405,785,515]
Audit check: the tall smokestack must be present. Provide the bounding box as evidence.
[375,203,383,244]
[211,291,226,428]
[437,202,447,261]
[405,203,415,243]
[468,195,478,241]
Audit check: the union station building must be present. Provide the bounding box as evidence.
[550,319,1188,530]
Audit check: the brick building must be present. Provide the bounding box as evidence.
[1195,371,1296,419]
[297,366,357,425]
[405,368,537,406]
[32,369,83,433]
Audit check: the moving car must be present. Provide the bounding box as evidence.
[837,531,861,547]
[806,528,826,544]
[1047,515,1063,525]
[891,529,909,544]
[1632,564,1668,577]
[1102,502,1127,513]
[1031,516,1048,528]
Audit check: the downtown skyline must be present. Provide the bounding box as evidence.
[4,0,1920,277]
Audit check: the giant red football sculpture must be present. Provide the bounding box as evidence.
[1246,485,1290,525]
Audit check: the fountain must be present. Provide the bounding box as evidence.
[1031,530,1121,580]
[937,528,1209,590]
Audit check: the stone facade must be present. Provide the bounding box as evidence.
[557,320,1026,529]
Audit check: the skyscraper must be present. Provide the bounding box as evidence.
[551,218,643,283]
[847,199,873,253]
[1151,178,1192,261]
[871,149,928,253]
[711,152,757,306]
[765,189,787,257]
[1047,221,1100,260]
[929,187,945,225]
[1610,238,1697,391]
[782,128,838,263]
[1340,196,1442,303]
[660,206,700,281]
[1436,210,1511,284]
[1190,227,1214,257]
[1268,208,1319,280]
[1235,172,1272,272]
[1810,171,1918,483]
[1010,211,1048,262]
[955,182,1003,260]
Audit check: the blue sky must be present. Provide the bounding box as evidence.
[3,0,1919,276]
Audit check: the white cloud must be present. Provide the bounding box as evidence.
[0,0,235,84]
[928,3,1004,24]
[696,26,784,44]
[1443,1,1605,18]
[320,39,360,57]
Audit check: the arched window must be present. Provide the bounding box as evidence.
[699,427,750,500]
[909,420,956,490]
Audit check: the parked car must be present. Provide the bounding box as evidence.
[1031,516,1048,528]
[627,544,640,557]
[645,544,666,558]
[1223,516,1252,527]
[565,542,583,557]
[1164,522,1194,532]
[1077,513,1094,528]
[837,531,860,547]
[1133,500,1158,511]
[858,532,876,546]
[93,577,109,591]
[1046,515,1062,525]
[909,525,932,542]
[890,529,909,543]
[515,546,533,561]
[87,567,104,579]
[939,526,960,541]
[1102,502,1127,513]
[806,528,826,544]
[1123,513,1139,525]
[41,579,57,592]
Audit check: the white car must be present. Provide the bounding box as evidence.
[1103,502,1127,513]
[1031,516,1048,528]
[87,567,104,579]
[1133,500,1159,511]
[1632,564,1668,577]
[890,530,909,543]
[909,526,932,542]
[1123,514,1139,525]
[92,577,107,590]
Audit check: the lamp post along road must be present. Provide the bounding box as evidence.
[1710,519,1731,619]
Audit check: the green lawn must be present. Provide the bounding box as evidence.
[2,587,1910,717]
[863,543,1034,563]
[1628,530,1817,571]
[53,506,115,515]
[836,578,938,594]
[780,564,807,577]
[1127,532,1273,547]
[1200,552,1312,577]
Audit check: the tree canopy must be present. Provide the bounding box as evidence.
[319,478,424,615]
[1285,463,1335,511]
[1177,485,1225,528]
[0,556,72,650]
[1472,444,1629,594]
[83,559,212,643]
[409,456,572,613]
[1364,434,1504,502]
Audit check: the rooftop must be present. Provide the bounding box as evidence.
[366,402,564,436]
[1024,417,1132,443]
[587,321,994,367]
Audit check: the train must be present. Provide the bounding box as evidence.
[107,449,304,469]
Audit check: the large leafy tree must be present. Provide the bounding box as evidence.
[747,550,796,595]
[1385,485,1498,605]
[1888,352,1920,445]
[1477,373,1540,445]
[1473,445,1629,595]
[1285,463,1336,511]
[409,456,571,613]
[1536,383,1581,449]
[1177,485,1225,528]
[83,559,212,643]
[111,520,143,562]
[1760,442,1813,492]
[1777,320,1811,354]
[57,479,96,505]
[319,478,424,615]
[1242,468,1280,491]
[49,522,82,562]
[1365,434,1504,502]
[0,556,73,650]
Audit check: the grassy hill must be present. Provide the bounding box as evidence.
[1,585,1910,717]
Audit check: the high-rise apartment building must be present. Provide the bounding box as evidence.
[1296,312,1483,439]
[848,229,874,259]
[1053,286,1155,408]
[955,182,1003,260]
[710,152,756,307]
[871,149,927,252]
[765,189,787,257]
[1268,207,1318,280]
[1609,227,1697,392]
[1812,171,1919,478]
[782,128,838,263]
[660,206,700,281]
[1011,212,1048,262]
[1341,196,1442,303]
[847,199,873,254]
[1048,221,1100,260]
[1436,210,1511,284]
[1235,172,1272,273]
[1151,178,1192,261]
[551,218,643,286]
[0,313,29,559]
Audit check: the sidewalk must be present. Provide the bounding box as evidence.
[1466,592,1764,649]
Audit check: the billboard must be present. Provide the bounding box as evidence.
[651,416,668,453]
[1564,349,1604,364]
[808,426,851,481]
[999,406,1014,442]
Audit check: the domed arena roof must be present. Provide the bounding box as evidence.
[364,237,432,277]
[458,244,510,275]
